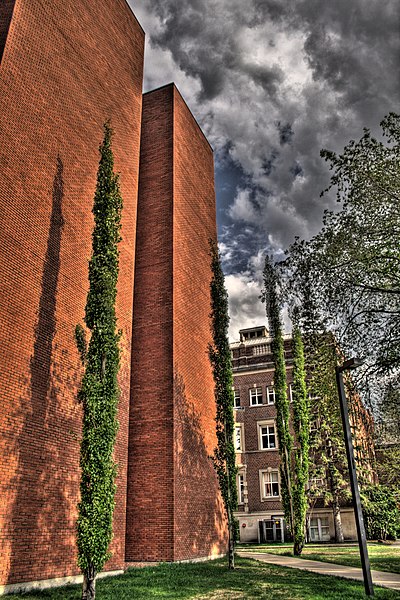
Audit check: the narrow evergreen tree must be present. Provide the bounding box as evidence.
[262,256,294,535]
[75,121,123,600]
[208,239,238,569]
[291,322,309,555]
[289,268,347,542]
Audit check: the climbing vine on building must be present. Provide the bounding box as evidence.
[75,121,123,600]
[209,239,238,569]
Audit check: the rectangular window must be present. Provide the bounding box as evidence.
[308,477,325,489]
[237,473,245,504]
[233,389,241,408]
[267,386,275,405]
[259,423,276,449]
[309,516,330,541]
[289,384,293,402]
[308,392,320,404]
[234,425,243,451]
[309,417,320,433]
[261,471,280,499]
[249,387,263,406]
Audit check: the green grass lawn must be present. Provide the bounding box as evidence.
[13,557,400,599]
[238,542,400,574]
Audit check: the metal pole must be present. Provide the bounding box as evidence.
[335,366,374,596]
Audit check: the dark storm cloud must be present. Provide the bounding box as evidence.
[296,1,400,124]
[147,0,285,101]
[277,122,293,145]
[241,63,284,98]
[130,0,399,336]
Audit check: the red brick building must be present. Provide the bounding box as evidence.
[0,1,225,593]
[231,326,376,544]
[126,85,225,563]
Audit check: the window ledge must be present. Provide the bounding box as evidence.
[261,497,282,502]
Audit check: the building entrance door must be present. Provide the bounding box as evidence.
[259,518,284,542]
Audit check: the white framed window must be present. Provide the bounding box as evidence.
[267,386,275,405]
[309,516,330,541]
[234,425,244,451]
[308,477,325,489]
[237,473,245,504]
[249,387,263,406]
[260,470,280,499]
[309,417,320,433]
[258,421,276,449]
[233,389,241,408]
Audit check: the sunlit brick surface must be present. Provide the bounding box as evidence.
[0,0,144,585]
[126,85,227,562]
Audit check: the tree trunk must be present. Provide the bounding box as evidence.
[293,537,305,555]
[305,515,310,543]
[332,496,344,543]
[223,418,235,570]
[228,524,235,569]
[82,566,96,600]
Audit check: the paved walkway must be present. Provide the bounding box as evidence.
[237,551,400,592]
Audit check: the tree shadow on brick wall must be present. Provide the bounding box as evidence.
[173,370,228,560]
[7,156,74,584]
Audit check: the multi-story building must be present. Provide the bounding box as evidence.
[0,0,225,593]
[231,326,376,544]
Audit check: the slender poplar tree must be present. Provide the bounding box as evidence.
[290,268,347,542]
[208,239,238,569]
[75,121,122,600]
[291,321,309,555]
[262,256,294,535]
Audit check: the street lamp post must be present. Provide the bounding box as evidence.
[335,358,374,596]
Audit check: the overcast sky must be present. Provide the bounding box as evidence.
[129,0,399,340]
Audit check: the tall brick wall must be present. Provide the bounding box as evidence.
[126,84,226,562]
[173,90,226,560]
[0,0,144,586]
[126,86,175,562]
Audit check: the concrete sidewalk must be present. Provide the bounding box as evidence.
[237,551,400,592]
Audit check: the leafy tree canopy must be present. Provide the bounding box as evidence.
[361,484,400,541]
[285,113,400,381]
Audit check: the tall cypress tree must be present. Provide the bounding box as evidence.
[262,256,294,535]
[291,322,309,555]
[292,267,347,543]
[75,121,122,600]
[208,240,238,569]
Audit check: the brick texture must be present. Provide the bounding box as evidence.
[0,0,144,586]
[232,332,377,532]
[126,85,227,562]
[234,369,293,514]
[126,86,175,562]
[173,88,226,561]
